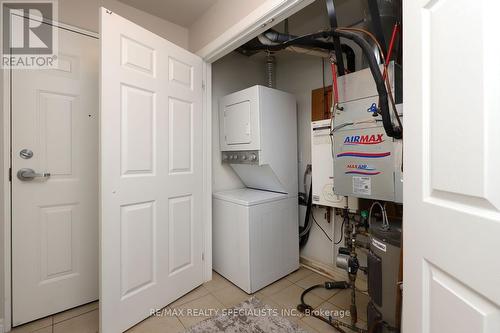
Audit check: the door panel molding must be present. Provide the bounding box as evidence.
[403,0,500,332]
[100,8,206,332]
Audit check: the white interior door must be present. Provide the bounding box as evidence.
[100,8,205,333]
[11,23,99,325]
[404,1,500,332]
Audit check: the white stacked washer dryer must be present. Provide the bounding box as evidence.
[213,85,299,294]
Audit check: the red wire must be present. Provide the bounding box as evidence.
[331,62,339,107]
[383,23,400,80]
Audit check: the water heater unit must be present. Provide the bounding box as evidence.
[311,120,358,210]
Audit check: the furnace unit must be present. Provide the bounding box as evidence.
[332,63,403,202]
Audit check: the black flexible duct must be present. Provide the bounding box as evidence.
[262,29,292,43]
[254,31,328,51]
[249,29,356,73]
[252,29,335,51]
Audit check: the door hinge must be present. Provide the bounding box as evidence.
[202,81,206,90]
[9,167,12,182]
[202,252,205,261]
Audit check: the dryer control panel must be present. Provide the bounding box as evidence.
[222,150,260,164]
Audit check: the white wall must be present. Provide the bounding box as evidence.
[275,53,338,266]
[188,0,269,53]
[57,0,189,48]
[211,52,268,192]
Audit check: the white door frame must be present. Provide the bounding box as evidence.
[195,0,314,63]
[1,0,311,331]
[1,65,10,333]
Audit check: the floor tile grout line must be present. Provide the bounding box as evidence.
[185,269,340,332]
[172,291,228,331]
[175,314,187,330]
[169,284,218,310]
[27,269,333,333]
[208,291,227,308]
[52,307,99,326]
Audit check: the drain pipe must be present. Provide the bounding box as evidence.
[266,52,276,88]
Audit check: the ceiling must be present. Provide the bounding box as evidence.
[117,0,218,27]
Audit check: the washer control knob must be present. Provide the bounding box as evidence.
[249,154,257,161]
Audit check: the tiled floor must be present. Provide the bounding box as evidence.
[11,267,368,333]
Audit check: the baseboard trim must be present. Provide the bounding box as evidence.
[300,256,368,292]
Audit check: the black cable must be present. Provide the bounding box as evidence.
[311,212,332,242]
[299,182,314,248]
[243,28,401,139]
[332,29,402,139]
[329,132,335,159]
[334,214,346,245]
[322,58,328,118]
[297,283,361,333]
[325,0,345,75]
[300,284,323,307]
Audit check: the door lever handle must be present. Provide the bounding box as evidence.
[17,168,51,181]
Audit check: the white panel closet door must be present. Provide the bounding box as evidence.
[100,8,205,333]
[403,1,500,332]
